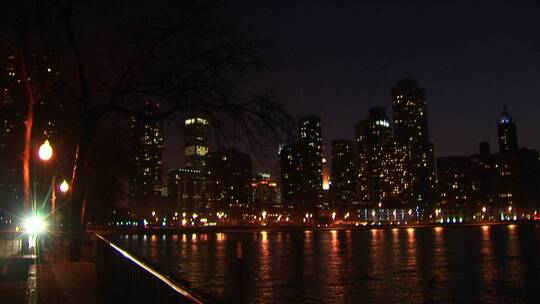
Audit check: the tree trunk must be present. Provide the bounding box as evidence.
[69,117,94,262]
[21,58,36,213]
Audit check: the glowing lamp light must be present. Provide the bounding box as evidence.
[59,180,69,193]
[23,215,46,234]
[482,206,487,213]
[262,210,267,220]
[38,140,53,161]
[331,211,336,220]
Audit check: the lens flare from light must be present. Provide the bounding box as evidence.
[23,216,47,234]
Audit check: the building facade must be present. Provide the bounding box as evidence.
[279,116,324,218]
[391,79,437,209]
[184,116,209,169]
[355,107,394,207]
[330,139,356,211]
[129,101,164,210]
[206,149,253,216]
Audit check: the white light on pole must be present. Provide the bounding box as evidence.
[23,215,47,234]
[59,180,69,193]
[38,140,53,161]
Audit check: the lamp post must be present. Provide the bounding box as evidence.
[22,140,54,254]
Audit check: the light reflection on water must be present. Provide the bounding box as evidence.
[117,225,540,303]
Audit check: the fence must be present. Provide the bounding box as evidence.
[95,233,204,304]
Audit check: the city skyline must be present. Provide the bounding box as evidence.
[162,81,531,173]
[1,2,539,303]
[221,1,540,162]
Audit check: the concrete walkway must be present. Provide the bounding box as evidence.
[0,280,27,304]
[36,262,102,304]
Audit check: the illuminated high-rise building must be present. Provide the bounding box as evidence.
[298,116,323,211]
[279,116,324,216]
[129,101,164,208]
[355,107,393,207]
[497,106,518,153]
[184,116,209,169]
[392,79,437,208]
[330,139,356,211]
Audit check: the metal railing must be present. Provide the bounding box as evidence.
[95,233,204,304]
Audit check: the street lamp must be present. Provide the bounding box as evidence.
[23,215,47,234]
[59,180,69,193]
[38,140,53,161]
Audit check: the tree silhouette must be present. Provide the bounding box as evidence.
[0,0,293,260]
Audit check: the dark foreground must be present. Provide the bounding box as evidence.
[116,223,540,303]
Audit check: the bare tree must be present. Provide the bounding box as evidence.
[1,0,293,260]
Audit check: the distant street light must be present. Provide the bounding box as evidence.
[38,140,53,161]
[59,180,70,193]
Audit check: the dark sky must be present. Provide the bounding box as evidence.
[165,1,540,172]
[228,1,540,158]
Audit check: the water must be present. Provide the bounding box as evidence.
[115,224,540,303]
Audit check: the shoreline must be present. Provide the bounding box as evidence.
[91,220,539,236]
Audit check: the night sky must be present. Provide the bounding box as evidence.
[165,1,540,171]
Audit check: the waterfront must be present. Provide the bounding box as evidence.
[115,224,540,303]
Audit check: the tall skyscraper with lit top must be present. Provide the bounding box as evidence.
[497,106,518,153]
[392,79,436,208]
[167,116,209,213]
[184,116,209,169]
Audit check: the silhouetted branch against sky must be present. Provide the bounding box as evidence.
[0,0,293,246]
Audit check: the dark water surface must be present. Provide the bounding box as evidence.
[115,224,540,303]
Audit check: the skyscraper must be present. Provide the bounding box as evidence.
[330,139,356,211]
[497,106,518,153]
[206,149,253,215]
[184,116,209,169]
[392,79,437,208]
[355,107,393,207]
[298,116,323,211]
[129,101,164,209]
[279,143,303,212]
